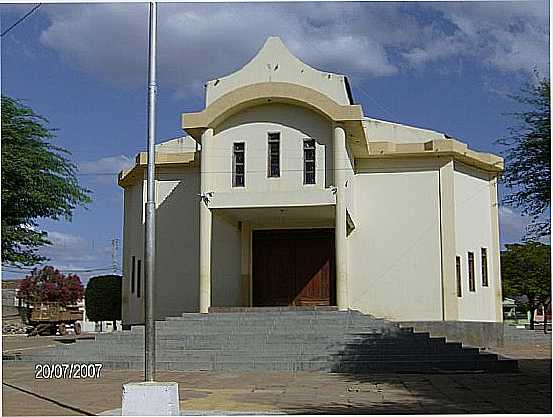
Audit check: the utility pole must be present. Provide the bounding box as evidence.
[144,1,157,382]
[111,239,120,274]
[122,4,179,414]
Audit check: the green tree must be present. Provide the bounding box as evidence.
[1,96,91,266]
[501,241,551,332]
[498,73,550,239]
[84,275,122,330]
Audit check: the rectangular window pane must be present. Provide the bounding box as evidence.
[131,256,136,294]
[303,139,316,184]
[468,252,475,292]
[481,248,488,286]
[268,133,280,177]
[233,142,245,187]
[137,259,142,298]
[456,256,462,297]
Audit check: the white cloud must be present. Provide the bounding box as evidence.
[499,205,532,244]
[40,231,105,263]
[39,3,398,92]
[78,155,134,175]
[37,2,549,97]
[37,231,115,282]
[408,2,550,75]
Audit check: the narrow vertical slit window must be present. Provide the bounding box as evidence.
[131,256,136,294]
[233,142,245,187]
[468,252,475,292]
[481,248,488,287]
[456,256,462,297]
[303,138,316,184]
[137,259,142,298]
[267,132,280,177]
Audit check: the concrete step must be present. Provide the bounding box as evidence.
[30,347,484,360]
[332,357,518,373]
[18,309,517,374]
[208,306,339,313]
[98,328,384,340]
[22,355,517,374]
[153,324,385,333]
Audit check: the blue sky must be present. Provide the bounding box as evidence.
[1,1,550,282]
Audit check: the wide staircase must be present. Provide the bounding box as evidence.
[23,308,517,373]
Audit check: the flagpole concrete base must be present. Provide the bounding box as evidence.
[122,382,180,416]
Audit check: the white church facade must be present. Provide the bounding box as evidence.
[119,37,504,333]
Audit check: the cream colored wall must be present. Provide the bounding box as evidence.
[348,160,443,320]
[344,142,355,221]
[155,136,198,153]
[211,213,242,307]
[453,162,497,321]
[122,166,201,325]
[363,117,447,144]
[122,179,144,325]
[154,166,201,319]
[211,103,333,194]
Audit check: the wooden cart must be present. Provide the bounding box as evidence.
[24,302,83,336]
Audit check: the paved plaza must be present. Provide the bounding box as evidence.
[2,334,551,416]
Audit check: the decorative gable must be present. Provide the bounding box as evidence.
[205,37,352,106]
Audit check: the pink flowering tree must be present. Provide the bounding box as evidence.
[18,266,84,306]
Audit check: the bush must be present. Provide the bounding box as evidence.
[84,275,122,323]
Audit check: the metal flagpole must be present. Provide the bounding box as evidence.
[145,0,157,382]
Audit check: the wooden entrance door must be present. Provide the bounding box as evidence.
[252,229,335,306]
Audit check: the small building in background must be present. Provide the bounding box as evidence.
[76,297,121,333]
[2,280,24,331]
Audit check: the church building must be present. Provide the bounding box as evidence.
[119,37,504,332]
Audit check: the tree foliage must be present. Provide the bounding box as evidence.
[18,266,84,306]
[501,241,551,330]
[498,73,551,238]
[84,275,122,323]
[1,96,91,266]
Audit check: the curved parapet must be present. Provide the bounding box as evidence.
[182,82,366,144]
[205,36,352,106]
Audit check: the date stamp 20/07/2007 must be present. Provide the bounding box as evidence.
[35,363,103,379]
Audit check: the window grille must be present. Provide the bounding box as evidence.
[267,133,280,178]
[456,256,462,297]
[131,256,136,294]
[137,259,142,298]
[233,142,245,187]
[481,248,488,286]
[304,139,316,184]
[468,252,475,292]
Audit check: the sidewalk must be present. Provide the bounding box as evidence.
[3,332,551,415]
[2,357,551,415]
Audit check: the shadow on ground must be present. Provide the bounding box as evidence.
[278,359,551,414]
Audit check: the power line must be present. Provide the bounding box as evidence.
[111,238,120,274]
[78,166,378,177]
[349,180,495,305]
[3,268,116,274]
[2,265,117,273]
[1,4,42,38]
[282,19,398,121]
[349,79,398,121]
